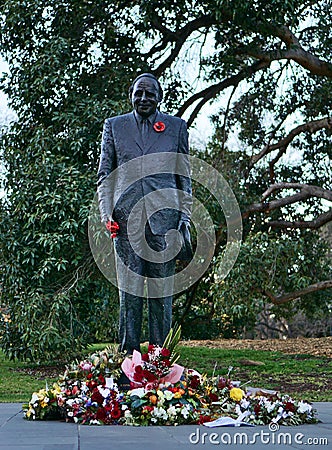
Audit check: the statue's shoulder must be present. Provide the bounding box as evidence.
[104,112,132,124]
[159,112,186,127]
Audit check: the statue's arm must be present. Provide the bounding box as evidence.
[97,118,116,223]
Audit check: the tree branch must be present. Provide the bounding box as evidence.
[261,183,332,202]
[150,15,216,77]
[234,24,332,77]
[250,117,332,169]
[268,209,332,230]
[263,280,332,305]
[271,25,332,77]
[243,183,332,229]
[177,60,270,124]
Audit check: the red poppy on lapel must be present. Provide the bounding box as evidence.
[153,121,166,132]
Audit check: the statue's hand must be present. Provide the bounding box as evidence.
[178,219,191,241]
[105,220,120,238]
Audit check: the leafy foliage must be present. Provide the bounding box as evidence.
[0,0,331,359]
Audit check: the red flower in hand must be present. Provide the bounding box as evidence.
[153,121,165,132]
[106,220,119,238]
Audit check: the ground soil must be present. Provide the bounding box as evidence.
[180,336,332,358]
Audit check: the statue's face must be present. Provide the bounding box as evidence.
[131,77,159,118]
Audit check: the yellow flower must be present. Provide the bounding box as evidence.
[52,384,61,395]
[229,387,244,402]
[174,392,182,399]
[26,407,34,418]
[40,398,49,408]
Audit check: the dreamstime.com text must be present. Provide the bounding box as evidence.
[188,428,329,446]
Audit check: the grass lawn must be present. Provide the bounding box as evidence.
[0,344,331,403]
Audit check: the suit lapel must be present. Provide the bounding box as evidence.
[144,111,170,153]
[125,112,144,152]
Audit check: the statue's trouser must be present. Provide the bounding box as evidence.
[114,224,176,354]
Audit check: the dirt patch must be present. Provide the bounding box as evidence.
[180,336,332,358]
[11,365,65,380]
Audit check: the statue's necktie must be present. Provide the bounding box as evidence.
[141,119,149,147]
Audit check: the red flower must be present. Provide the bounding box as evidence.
[143,405,154,413]
[254,404,261,416]
[98,374,106,385]
[135,365,143,374]
[285,401,296,412]
[153,121,165,132]
[141,353,149,362]
[133,372,143,382]
[96,407,107,422]
[198,415,212,424]
[142,370,158,382]
[161,348,171,357]
[87,373,93,380]
[91,389,104,404]
[87,380,97,390]
[111,408,121,419]
[190,375,200,389]
[209,393,219,402]
[148,344,155,352]
[72,386,79,395]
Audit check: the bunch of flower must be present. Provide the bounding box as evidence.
[120,380,201,426]
[23,345,125,422]
[61,345,124,383]
[131,345,172,386]
[121,327,184,389]
[23,330,318,427]
[23,384,62,421]
[234,393,317,426]
[61,374,124,425]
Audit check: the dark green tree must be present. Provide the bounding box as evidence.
[0,0,331,358]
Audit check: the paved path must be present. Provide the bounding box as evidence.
[0,402,331,450]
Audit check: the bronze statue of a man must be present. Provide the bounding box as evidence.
[97,73,192,354]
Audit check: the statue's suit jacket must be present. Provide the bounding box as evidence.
[97,111,192,237]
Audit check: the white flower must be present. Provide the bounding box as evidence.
[153,346,162,357]
[164,390,174,401]
[297,401,312,414]
[151,417,157,423]
[235,404,242,416]
[81,384,89,393]
[67,411,74,417]
[98,386,110,398]
[157,390,164,399]
[129,388,146,398]
[31,393,39,404]
[265,401,276,413]
[66,399,76,407]
[181,405,191,419]
[121,405,128,410]
[240,399,250,409]
[167,406,177,417]
[152,407,168,421]
[90,419,100,425]
[124,410,132,418]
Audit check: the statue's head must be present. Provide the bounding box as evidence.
[129,73,163,118]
